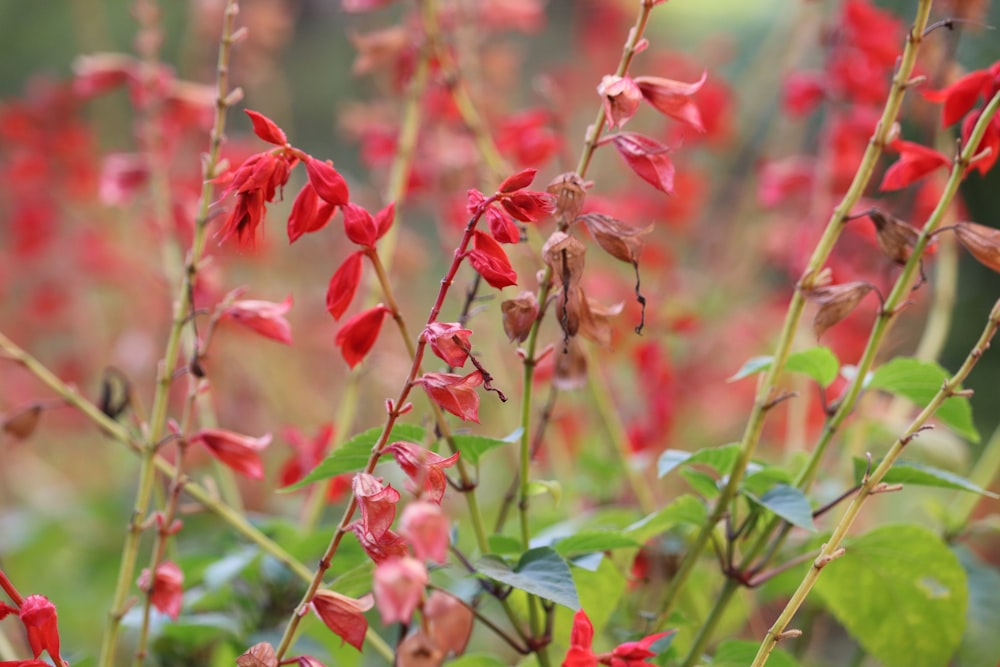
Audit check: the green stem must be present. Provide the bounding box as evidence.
[657,0,934,623]
[752,296,1000,667]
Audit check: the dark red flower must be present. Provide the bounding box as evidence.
[467,231,518,288]
[326,251,365,321]
[224,296,293,345]
[138,561,184,620]
[334,304,391,368]
[18,595,62,664]
[487,206,520,244]
[384,440,459,503]
[287,182,337,243]
[310,590,374,652]
[611,133,675,194]
[305,158,350,207]
[422,321,473,368]
[189,428,272,479]
[879,139,950,191]
[342,202,394,247]
[413,371,483,422]
[217,152,294,248]
[961,110,1000,176]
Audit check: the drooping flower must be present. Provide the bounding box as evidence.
[138,561,184,620]
[351,524,410,564]
[633,71,707,132]
[384,441,459,503]
[245,109,288,146]
[18,595,62,664]
[372,556,428,625]
[326,251,365,321]
[304,157,350,207]
[189,428,272,479]
[486,206,520,244]
[413,371,484,422]
[399,500,451,563]
[424,591,474,657]
[422,322,473,368]
[287,182,337,243]
[334,304,391,368]
[501,292,539,343]
[342,202,395,248]
[466,231,518,289]
[217,151,294,248]
[310,589,374,652]
[223,295,293,345]
[353,473,401,539]
[879,139,950,191]
[597,75,642,129]
[611,133,675,195]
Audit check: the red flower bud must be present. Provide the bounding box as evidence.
[326,251,365,321]
[287,182,336,243]
[334,304,391,368]
[244,109,288,146]
[305,158,350,206]
[467,231,517,289]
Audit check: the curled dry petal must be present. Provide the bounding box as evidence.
[335,304,391,368]
[326,251,365,320]
[634,70,707,132]
[546,172,590,222]
[425,591,474,657]
[190,428,272,479]
[288,182,336,243]
[224,296,294,345]
[954,221,1000,273]
[236,642,278,667]
[244,109,288,146]
[310,589,374,652]
[137,561,184,620]
[467,231,518,289]
[2,404,42,440]
[384,441,459,503]
[868,209,921,264]
[597,74,643,129]
[373,556,428,625]
[501,291,539,342]
[414,371,484,422]
[305,158,350,206]
[353,472,401,539]
[611,132,675,194]
[579,212,653,265]
[498,167,537,193]
[542,231,587,290]
[554,338,588,390]
[423,322,473,368]
[804,281,875,339]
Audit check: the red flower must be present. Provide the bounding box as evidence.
[782,71,826,117]
[961,110,1000,176]
[422,322,473,368]
[634,71,707,132]
[244,109,288,146]
[373,557,428,625]
[224,295,293,345]
[413,371,483,422]
[400,500,451,564]
[923,66,998,128]
[486,206,520,244]
[326,251,365,321]
[500,190,554,222]
[597,75,642,129]
[278,424,349,502]
[309,589,374,652]
[304,157,350,206]
[351,524,410,563]
[217,151,294,248]
[287,182,337,243]
[384,440,459,503]
[334,304,391,368]
[879,139,950,191]
[467,231,518,289]
[353,473,400,539]
[611,133,675,195]
[189,428,272,479]
[18,595,62,664]
[342,202,395,248]
[562,610,673,667]
[498,168,537,193]
[496,109,561,167]
[138,561,184,620]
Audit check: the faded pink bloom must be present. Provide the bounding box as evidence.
[423,322,473,368]
[351,524,410,564]
[413,371,484,422]
[310,590,374,652]
[373,556,428,625]
[598,75,642,129]
[189,428,272,479]
[384,441,459,503]
[400,501,451,563]
[138,561,184,620]
[224,295,293,345]
[353,473,401,539]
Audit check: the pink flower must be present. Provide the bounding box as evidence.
[384,441,459,503]
[413,371,484,422]
[350,524,410,564]
[18,595,62,664]
[353,473,400,539]
[138,561,184,620]
[597,75,642,129]
[189,428,272,479]
[224,295,293,345]
[373,556,428,625]
[423,322,473,368]
[400,501,451,564]
[310,590,374,652]
[634,71,707,132]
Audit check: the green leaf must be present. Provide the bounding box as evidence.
[680,468,721,498]
[452,428,520,465]
[488,534,523,555]
[571,554,627,635]
[745,484,815,531]
[851,458,999,498]
[526,479,562,505]
[713,639,800,667]
[728,347,840,387]
[284,424,425,490]
[869,357,979,442]
[625,495,707,543]
[475,547,580,610]
[554,531,639,557]
[729,355,774,382]
[742,465,793,496]
[814,524,968,667]
[955,546,1000,667]
[658,442,741,478]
